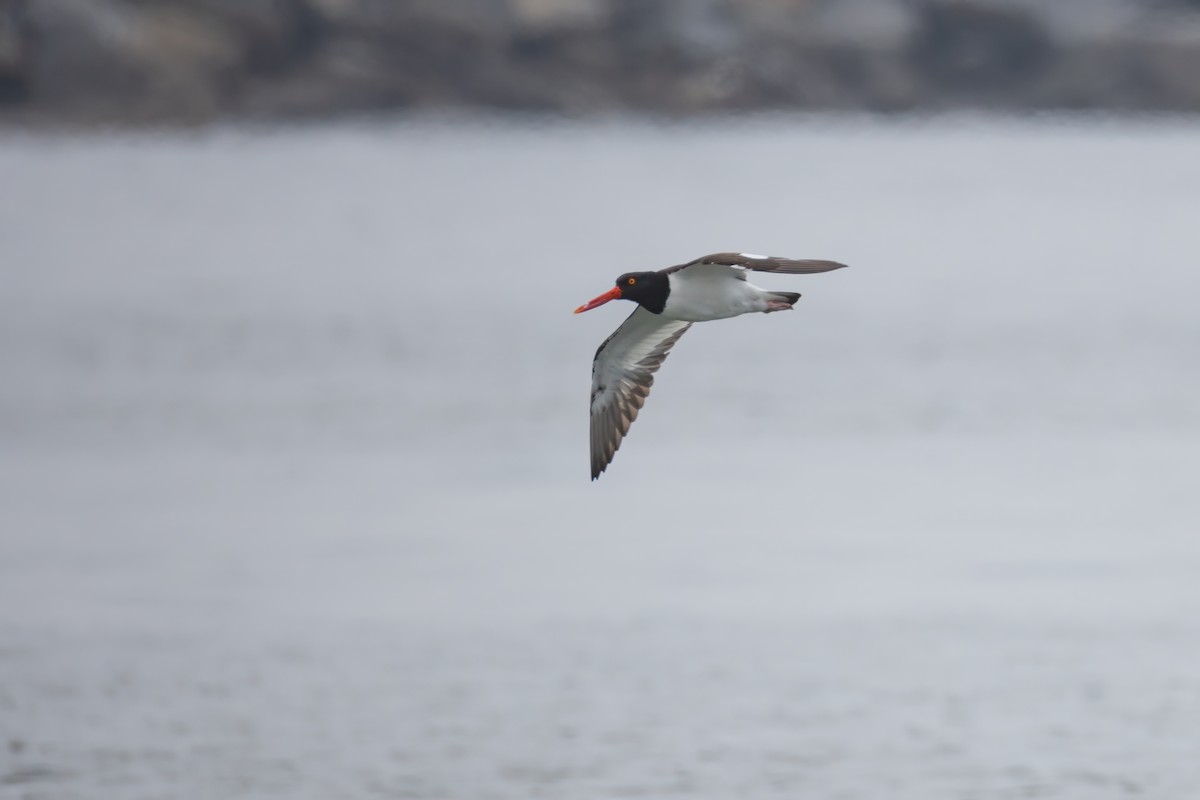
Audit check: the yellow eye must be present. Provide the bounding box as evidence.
[627,277,637,285]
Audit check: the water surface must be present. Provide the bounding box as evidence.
[2,117,1199,799]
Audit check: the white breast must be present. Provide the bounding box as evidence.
[662,265,770,322]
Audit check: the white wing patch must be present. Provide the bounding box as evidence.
[739,252,768,259]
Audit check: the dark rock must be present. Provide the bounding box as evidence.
[610,0,743,61]
[908,1,1055,101]
[0,1,30,103]
[1062,40,1200,111]
[3,0,1200,124]
[180,0,324,74]
[22,0,238,122]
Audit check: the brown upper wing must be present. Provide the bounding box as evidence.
[668,252,848,275]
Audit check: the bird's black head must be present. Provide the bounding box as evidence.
[615,271,669,312]
[574,270,670,315]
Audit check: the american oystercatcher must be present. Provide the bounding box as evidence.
[575,252,847,480]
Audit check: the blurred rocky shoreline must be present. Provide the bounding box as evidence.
[2,0,1200,125]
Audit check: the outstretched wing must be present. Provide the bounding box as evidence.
[668,252,848,276]
[590,307,692,480]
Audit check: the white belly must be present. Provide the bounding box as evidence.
[662,273,768,322]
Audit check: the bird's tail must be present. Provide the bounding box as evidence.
[763,291,800,313]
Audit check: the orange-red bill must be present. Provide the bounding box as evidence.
[573,286,622,314]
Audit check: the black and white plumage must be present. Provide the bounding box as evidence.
[574,252,847,480]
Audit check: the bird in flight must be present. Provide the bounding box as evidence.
[574,252,847,480]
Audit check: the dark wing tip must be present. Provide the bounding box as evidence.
[758,257,849,274]
[797,260,849,272]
